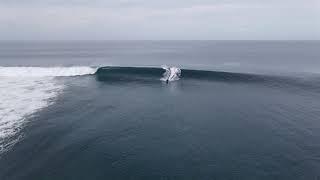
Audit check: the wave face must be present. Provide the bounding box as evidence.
[96,66,165,81]
[0,66,97,77]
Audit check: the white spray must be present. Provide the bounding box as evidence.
[161,65,181,82]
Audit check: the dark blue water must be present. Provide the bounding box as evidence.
[1,41,320,180]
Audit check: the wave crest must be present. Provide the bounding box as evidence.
[0,67,97,77]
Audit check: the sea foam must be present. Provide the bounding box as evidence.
[0,66,97,77]
[0,77,64,154]
[0,66,96,154]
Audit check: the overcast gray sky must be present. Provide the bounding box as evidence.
[0,0,319,40]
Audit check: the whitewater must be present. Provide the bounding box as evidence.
[0,67,97,154]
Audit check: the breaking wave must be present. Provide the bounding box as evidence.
[95,66,320,92]
[95,66,268,82]
[0,66,97,77]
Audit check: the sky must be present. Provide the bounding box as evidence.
[0,0,319,40]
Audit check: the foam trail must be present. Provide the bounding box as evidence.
[0,66,97,77]
[161,65,181,82]
[0,66,97,154]
[0,76,65,154]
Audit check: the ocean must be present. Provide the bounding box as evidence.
[0,41,320,180]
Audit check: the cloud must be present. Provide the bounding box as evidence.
[0,0,319,40]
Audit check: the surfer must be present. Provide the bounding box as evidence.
[166,67,171,84]
[162,66,181,83]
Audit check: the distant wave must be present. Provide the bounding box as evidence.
[0,66,97,77]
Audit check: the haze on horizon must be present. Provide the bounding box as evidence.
[0,0,319,40]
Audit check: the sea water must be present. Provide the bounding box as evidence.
[0,41,320,180]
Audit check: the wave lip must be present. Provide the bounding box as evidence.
[0,66,97,77]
